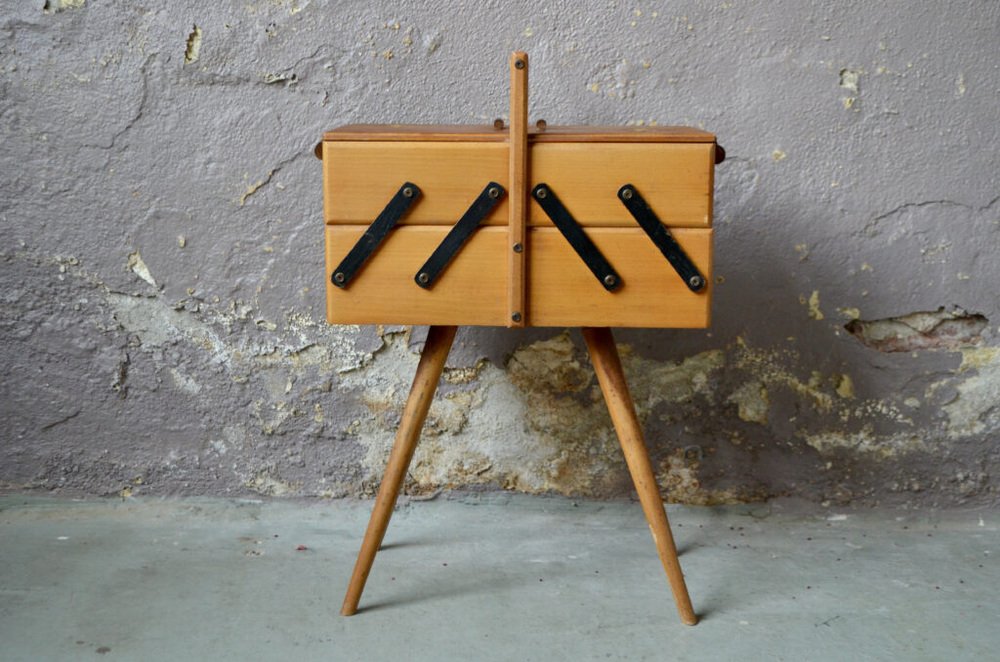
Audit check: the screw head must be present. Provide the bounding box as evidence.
[402,187,414,198]
[488,187,500,199]
[333,272,345,284]
[493,118,504,130]
[511,312,522,323]
[689,275,703,289]
[621,187,633,200]
[417,272,430,284]
[512,242,523,253]
[604,274,617,287]
[515,59,525,70]
[535,187,547,199]
[535,119,547,130]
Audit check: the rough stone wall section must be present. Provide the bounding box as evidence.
[1,1,997,506]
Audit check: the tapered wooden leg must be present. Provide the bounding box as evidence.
[341,325,457,616]
[582,327,698,626]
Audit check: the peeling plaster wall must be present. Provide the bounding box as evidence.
[1,1,998,506]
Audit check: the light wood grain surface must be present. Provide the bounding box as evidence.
[528,227,712,328]
[529,142,714,227]
[325,226,508,326]
[507,51,529,328]
[324,142,509,225]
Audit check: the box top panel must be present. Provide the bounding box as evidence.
[323,124,716,143]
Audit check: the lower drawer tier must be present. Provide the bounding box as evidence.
[527,227,712,328]
[325,225,711,328]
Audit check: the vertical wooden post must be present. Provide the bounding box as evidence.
[341,325,458,616]
[582,327,698,625]
[507,51,528,328]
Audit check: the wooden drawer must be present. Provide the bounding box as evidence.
[325,225,711,328]
[325,225,508,326]
[527,227,712,328]
[323,142,509,225]
[529,142,714,228]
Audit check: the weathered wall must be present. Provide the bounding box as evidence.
[2,0,998,506]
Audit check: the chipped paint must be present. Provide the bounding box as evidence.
[338,333,727,501]
[184,25,202,65]
[846,309,987,352]
[807,290,824,320]
[804,428,927,459]
[656,451,756,505]
[43,0,85,12]
[246,470,298,496]
[733,338,835,413]
[835,374,855,399]
[941,347,1000,437]
[728,380,769,424]
[126,251,157,288]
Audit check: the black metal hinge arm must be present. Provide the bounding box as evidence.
[414,182,506,289]
[531,183,622,292]
[617,184,706,293]
[331,183,421,288]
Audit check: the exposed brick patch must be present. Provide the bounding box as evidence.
[845,308,988,352]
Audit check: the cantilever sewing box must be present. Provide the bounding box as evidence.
[316,53,724,625]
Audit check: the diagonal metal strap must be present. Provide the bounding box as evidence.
[531,183,622,292]
[331,182,421,289]
[414,182,506,289]
[617,184,706,293]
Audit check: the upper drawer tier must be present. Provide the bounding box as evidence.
[528,142,714,228]
[322,125,716,228]
[323,141,509,225]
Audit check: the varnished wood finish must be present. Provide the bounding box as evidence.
[341,325,458,616]
[508,51,528,328]
[529,142,714,227]
[582,327,698,626]
[325,226,507,326]
[528,228,712,328]
[530,125,715,143]
[323,124,715,144]
[323,142,509,225]
[325,124,507,142]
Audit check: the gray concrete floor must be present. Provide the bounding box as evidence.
[0,493,996,661]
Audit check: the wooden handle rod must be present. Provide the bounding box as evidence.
[507,51,528,327]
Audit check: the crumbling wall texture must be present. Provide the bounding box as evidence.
[2,1,998,506]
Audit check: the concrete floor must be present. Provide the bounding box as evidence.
[0,493,996,661]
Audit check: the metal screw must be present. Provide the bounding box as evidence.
[333,272,345,284]
[511,312,522,323]
[604,274,617,287]
[689,275,703,289]
[493,118,504,130]
[621,187,633,200]
[402,186,414,198]
[535,187,547,199]
[535,119,547,130]
[512,242,523,253]
[417,272,430,284]
[488,187,500,199]
[515,59,525,70]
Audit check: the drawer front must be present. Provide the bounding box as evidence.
[528,227,712,328]
[528,142,714,228]
[325,225,507,326]
[324,142,509,225]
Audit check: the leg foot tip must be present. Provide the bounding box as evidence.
[681,614,699,626]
